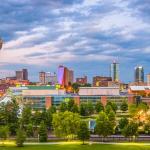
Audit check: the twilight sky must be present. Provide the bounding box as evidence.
[0,0,150,83]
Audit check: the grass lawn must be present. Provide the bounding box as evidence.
[1,143,150,150]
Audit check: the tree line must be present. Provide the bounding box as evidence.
[0,97,150,146]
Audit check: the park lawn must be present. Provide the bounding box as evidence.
[1,143,150,150]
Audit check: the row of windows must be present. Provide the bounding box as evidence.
[23,96,128,108]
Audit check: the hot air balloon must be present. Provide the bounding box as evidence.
[0,38,3,50]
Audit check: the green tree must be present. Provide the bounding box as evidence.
[72,104,79,113]
[108,111,116,128]
[26,123,34,137]
[16,128,26,147]
[38,121,47,142]
[0,126,9,141]
[20,106,32,127]
[72,83,80,93]
[95,112,114,140]
[41,108,47,124]
[68,99,74,112]
[118,117,128,131]
[120,101,128,112]
[45,108,53,130]
[59,102,68,112]
[106,101,118,113]
[77,121,90,144]
[6,98,19,135]
[48,106,56,114]
[80,103,87,116]
[33,111,42,127]
[144,123,150,134]
[53,111,80,139]
[111,102,118,113]
[129,103,149,116]
[105,105,113,114]
[95,101,104,113]
[122,121,138,141]
[87,102,94,115]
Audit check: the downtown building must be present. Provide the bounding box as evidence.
[39,71,57,85]
[92,76,112,87]
[58,65,74,87]
[16,69,28,81]
[8,85,135,111]
[110,61,119,82]
[134,66,144,83]
[76,76,87,85]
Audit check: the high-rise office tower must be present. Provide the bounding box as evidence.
[16,69,28,81]
[45,72,57,85]
[110,61,119,82]
[135,66,144,82]
[22,69,28,80]
[16,71,23,81]
[39,71,46,84]
[58,65,74,87]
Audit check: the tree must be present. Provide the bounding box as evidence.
[26,123,34,137]
[95,112,114,140]
[120,101,128,112]
[95,101,104,113]
[72,104,79,113]
[144,123,150,134]
[38,121,47,142]
[16,128,26,147]
[108,111,116,128]
[87,102,94,115]
[45,108,53,130]
[80,103,87,116]
[122,121,138,141]
[77,121,90,144]
[41,108,48,124]
[118,117,128,131]
[20,106,32,127]
[3,97,19,135]
[59,102,68,112]
[52,111,80,139]
[111,102,118,113]
[0,126,9,142]
[106,101,117,113]
[68,99,74,112]
[48,106,56,114]
[33,111,42,127]
[105,105,113,114]
[129,103,149,117]
[72,83,80,93]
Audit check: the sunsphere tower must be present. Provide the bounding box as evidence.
[110,61,119,82]
[134,66,144,83]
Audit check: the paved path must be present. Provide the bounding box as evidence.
[24,142,150,145]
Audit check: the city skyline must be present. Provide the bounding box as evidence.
[0,0,150,82]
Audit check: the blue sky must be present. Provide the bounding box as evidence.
[0,0,150,83]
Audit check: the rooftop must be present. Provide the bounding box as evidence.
[26,86,56,90]
[130,86,150,91]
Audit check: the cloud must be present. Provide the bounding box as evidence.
[0,0,150,81]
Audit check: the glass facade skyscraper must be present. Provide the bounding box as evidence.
[110,62,119,82]
[135,66,144,82]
